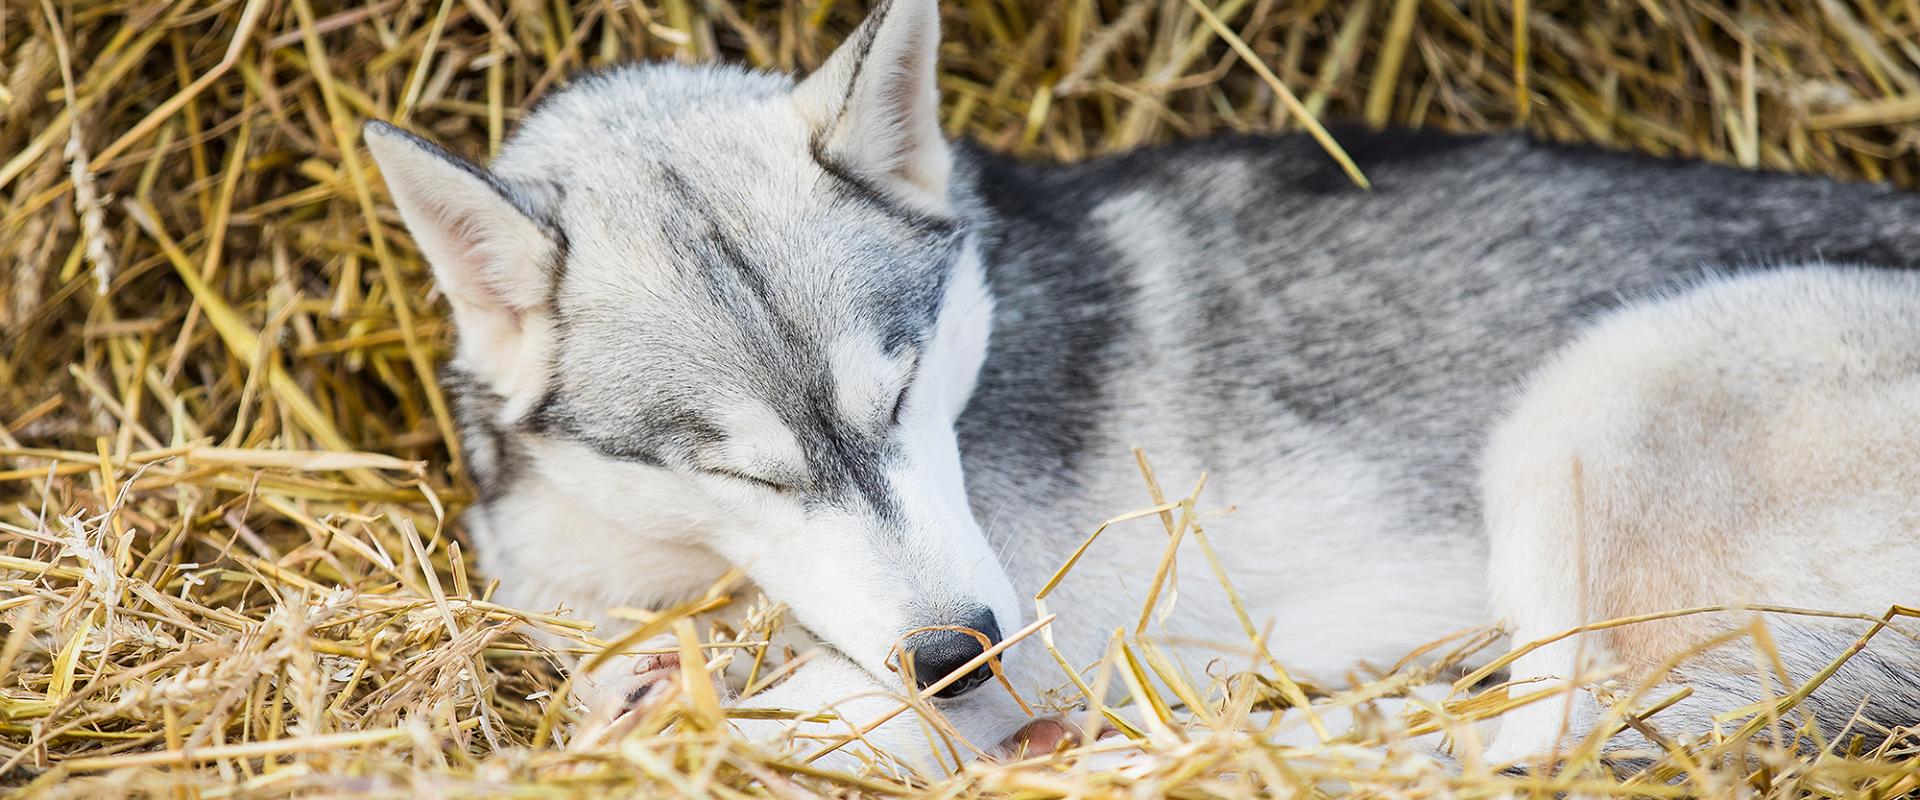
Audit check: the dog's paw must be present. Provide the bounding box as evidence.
[567,646,693,750]
[988,716,1153,772]
[613,651,685,714]
[993,717,1080,759]
[991,716,1122,761]
[572,641,688,722]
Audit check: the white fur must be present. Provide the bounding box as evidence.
[703,399,809,484]
[829,335,915,425]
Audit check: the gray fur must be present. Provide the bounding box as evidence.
[958,130,1919,533]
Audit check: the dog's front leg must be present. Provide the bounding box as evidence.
[724,651,1035,777]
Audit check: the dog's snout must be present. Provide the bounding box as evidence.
[905,609,1002,699]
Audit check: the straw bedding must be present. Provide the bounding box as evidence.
[4,0,1920,796]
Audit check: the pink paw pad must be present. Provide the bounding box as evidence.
[617,652,684,712]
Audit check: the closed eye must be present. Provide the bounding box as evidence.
[889,383,911,425]
[707,468,798,495]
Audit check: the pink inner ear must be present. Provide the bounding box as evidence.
[868,68,925,167]
[436,205,537,318]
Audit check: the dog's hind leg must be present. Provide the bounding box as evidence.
[1477,267,1920,766]
[1473,297,1659,767]
[1475,467,1607,766]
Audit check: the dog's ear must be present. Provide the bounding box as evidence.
[364,121,557,392]
[793,0,949,203]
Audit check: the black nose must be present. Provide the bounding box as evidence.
[905,609,1001,699]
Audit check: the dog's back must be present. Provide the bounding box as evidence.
[961,130,1920,526]
[959,131,1920,687]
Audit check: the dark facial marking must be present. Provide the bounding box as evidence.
[441,363,525,504]
[790,378,901,521]
[659,166,786,317]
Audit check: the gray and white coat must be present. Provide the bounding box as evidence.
[366,0,1920,771]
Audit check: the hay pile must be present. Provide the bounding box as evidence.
[4,0,1920,796]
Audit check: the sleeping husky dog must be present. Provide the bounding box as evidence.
[365,0,1920,770]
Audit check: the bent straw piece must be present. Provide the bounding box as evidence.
[1182,0,1369,189]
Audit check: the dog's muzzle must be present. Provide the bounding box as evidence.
[903,608,1001,699]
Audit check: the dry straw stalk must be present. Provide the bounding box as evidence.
[4,0,1920,797]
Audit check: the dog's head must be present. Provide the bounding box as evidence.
[366,0,1019,696]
